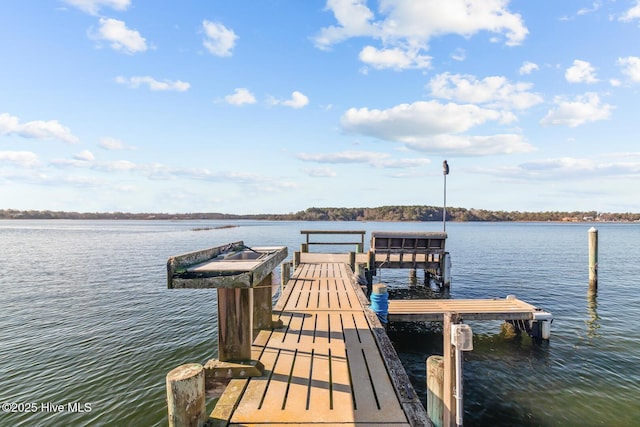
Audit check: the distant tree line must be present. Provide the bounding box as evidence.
[2,206,639,222]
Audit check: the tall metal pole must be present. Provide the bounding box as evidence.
[443,160,449,233]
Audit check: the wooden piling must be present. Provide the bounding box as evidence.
[427,355,445,427]
[588,227,598,289]
[252,273,273,337]
[281,261,291,288]
[442,312,461,427]
[217,288,253,361]
[166,363,206,427]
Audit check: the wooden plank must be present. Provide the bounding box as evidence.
[388,298,542,322]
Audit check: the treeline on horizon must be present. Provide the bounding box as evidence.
[2,206,639,222]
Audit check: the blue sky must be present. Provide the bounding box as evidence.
[1,0,640,214]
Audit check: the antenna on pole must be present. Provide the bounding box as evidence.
[442,160,449,233]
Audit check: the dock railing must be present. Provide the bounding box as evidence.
[299,230,366,253]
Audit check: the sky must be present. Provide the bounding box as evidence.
[1,0,640,215]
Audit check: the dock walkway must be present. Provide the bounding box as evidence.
[211,260,430,426]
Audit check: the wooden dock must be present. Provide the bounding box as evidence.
[210,260,430,426]
[167,237,552,427]
[388,296,552,322]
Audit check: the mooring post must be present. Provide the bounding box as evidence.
[166,363,207,427]
[588,227,598,289]
[427,355,445,427]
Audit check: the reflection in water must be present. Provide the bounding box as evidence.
[586,285,601,339]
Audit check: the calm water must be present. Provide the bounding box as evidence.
[1,220,638,426]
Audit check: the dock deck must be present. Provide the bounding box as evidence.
[210,260,430,426]
[388,297,551,322]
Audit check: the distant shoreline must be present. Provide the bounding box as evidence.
[2,207,639,223]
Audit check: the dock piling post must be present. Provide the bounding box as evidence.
[281,261,291,288]
[427,355,445,427]
[166,363,207,427]
[443,312,461,427]
[253,273,274,336]
[588,227,598,289]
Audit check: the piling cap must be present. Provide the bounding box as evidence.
[588,226,598,233]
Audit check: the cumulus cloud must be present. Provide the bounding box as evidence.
[519,61,539,75]
[619,1,640,22]
[540,93,613,128]
[0,151,40,167]
[565,59,598,83]
[342,101,515,138]
[271,91,309,109]
[0,113,79,144]
[115,76,190,91]
[314,0,528,70]
[62,0,130,15]
[617,56,640,82]
[359,46,431,70]
[224,88,257,105]
[94,18,147,54]
[202,20,237,57]
[339,100,533,156]
[428,73,543,110]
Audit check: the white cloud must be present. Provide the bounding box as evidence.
[306,167,337,177]
[540,93,613,128]
[340,100,533,156]
[314,0,528,70]
[313,0,377,49]
[0,151,40,167]
[565,59,599,84]
[95,18,147,54]
[74,150,95,161]
[297,150,430,168]
[99,137,135,150]
[428,73,543,110]
[342,101,515,138]
[619,1,640,22]
[63,0,130,15]
[451,48,466,62]
[224,88,257,105]
[489,157,640,180]
[403,134,534,156]
[359,46,431,70]
[617,56,640,82]
[202,20,237,57]
[577,2,602,16]
[273,91,309,109]
[519,61,539,75]
[0,113,79,144]
[115,76,190,91]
